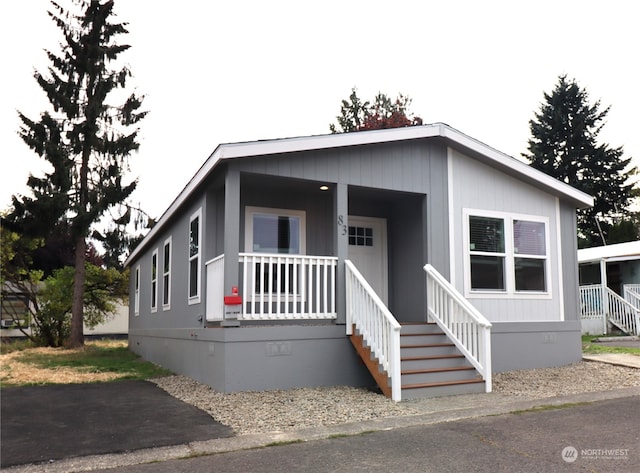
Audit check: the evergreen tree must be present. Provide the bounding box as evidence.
[523,75,636,247]
[330,88,422,133]
[8,0,146,347]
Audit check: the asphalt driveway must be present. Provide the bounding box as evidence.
[0,380,234,468]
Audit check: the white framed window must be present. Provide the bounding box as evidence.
[162,236,172,310]
[245,206,306,254]
[134,265,140,316]
[188,208,202,305]
[244,207,306,298]
[464,209,550,298]
[150,249,158,312]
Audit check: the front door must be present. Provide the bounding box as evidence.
[348,216,388,305]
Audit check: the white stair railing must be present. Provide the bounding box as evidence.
[579,284,640,336]
[623,284,640,310]
[424,264,492,392]
[345,260,402,402]
[607,287,640,336]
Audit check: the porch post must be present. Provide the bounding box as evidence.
[335,183,348,324]
[600,258,608,334]
[223,167,241,326]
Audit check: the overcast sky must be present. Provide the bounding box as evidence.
[2,0,638,220]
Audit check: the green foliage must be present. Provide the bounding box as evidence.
[6,0,147,347]
[523,75,637,246]
[582,335,640,355]
[34,264,128,347]
[330,87,423,133]
[1,222,44,342]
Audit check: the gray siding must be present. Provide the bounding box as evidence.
[128,133,584,389]
[449,148,564,322]
[130,196,208,332]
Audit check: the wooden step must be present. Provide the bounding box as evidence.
[403,378,485,390]
[401,378,486,399]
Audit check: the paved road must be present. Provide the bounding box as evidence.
[93,396,640,473]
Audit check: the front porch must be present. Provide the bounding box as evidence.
[203,252,493,401]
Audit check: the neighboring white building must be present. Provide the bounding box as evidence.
[578,241,640,335]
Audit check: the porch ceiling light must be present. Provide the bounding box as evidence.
[319,185,329,191]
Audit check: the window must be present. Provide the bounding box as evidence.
[469,216,505,290]
[465,210,549,296]
[162,237,172,310]
[188,208,202,304]
[134,265,140,316]
[245,207,306,254]
[151,249,158,312]
[513,220,546,291]
[245,207,306,297]
[348,226,373,247]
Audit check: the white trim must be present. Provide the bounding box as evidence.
[150,248,158,313]
[463,208,552,299]
[555,198,565,321]
[134,265,140,316]
[447,147,456,284]
[188,207,202,305]
[244,206,306,254]
[162,236,172,311]
[125,123,593,267]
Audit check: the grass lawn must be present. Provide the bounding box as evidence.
[582,335,640,356]
[0,339,171,387]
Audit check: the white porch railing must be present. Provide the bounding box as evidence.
[345,260,402,402]
[580,284,640,336]
[206,253,337,321]
[623,284,640,310]
[240,253,337,320]
[424,264,492,392]
[579,284,605,320]
[205,254,225,321]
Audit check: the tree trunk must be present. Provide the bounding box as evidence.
[68,234,86,348]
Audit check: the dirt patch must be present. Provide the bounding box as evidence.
[0,340,128,385]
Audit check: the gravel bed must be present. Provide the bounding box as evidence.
[150,360,639,435]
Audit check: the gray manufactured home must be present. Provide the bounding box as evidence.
[125,123,593,401]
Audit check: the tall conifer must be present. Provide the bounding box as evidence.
[523,75,635,246]
[10,0,146,347]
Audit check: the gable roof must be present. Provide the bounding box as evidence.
[578,241,640,263]
[125,123,594,266]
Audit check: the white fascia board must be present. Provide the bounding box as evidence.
[125,123,593,266]
[125,126,442,266]
[578,241,640,263]
[439,126,594,208]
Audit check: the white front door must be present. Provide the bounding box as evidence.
[348,216,388,304]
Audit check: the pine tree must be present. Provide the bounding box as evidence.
[9,0,146,347]
[523,75,636,247]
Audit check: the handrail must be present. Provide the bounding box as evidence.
[423,264,492,392]
[623,284,640,310]
[239,253,337,320]
[579,284,640,336]
[606,287,640,336]
[345,260,402,402]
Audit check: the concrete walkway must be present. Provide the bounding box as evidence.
[582,353,640,368]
